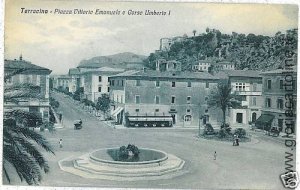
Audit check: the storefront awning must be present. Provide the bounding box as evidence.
[128,117,173,122]
[255,114,275,125]
[111,107,123,116]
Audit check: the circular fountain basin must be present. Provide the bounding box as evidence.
[90,148,168,165]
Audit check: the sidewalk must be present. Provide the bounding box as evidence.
[248,129,295,145]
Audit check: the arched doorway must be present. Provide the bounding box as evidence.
[252,112,257,122]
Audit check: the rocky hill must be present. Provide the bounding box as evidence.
[78,52,147,70]
[145,28,298,71]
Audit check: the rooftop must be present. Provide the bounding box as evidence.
[68,68,81,75]
[216,70,262,78]
[82,67,125,75]
[5,59,51,74]
[111,70,219,80]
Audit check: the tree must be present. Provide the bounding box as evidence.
[207,81,240,124]
[3,70,55,185]
[96,94,111,119]
[192,30,196,37]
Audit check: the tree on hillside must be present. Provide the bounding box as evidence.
[192,30,196,37]
[3,70,55,185]
[207,81,240,124]
[96,94,111,119]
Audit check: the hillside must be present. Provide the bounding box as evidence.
[145,28,298,71]
[78,52,147,69]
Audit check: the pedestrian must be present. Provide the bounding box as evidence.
[59,138,63,148]
[236,136,240,146]
[213,151,217,160]
[59,113,63,123]
[233,134,236,146]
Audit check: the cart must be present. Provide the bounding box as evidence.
[74,120,83,130]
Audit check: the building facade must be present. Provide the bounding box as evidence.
[109,70,221,127]
[256,68,297,133]
[82,67,124,102]
[4,56,52,121]
[216,70,263,126]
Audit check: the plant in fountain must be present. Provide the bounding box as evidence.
[118,144,140,162]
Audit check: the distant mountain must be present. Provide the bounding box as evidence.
[78,52,147,69]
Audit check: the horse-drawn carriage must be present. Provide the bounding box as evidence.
[74,119,83,130]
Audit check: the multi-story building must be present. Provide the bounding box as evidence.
[52,75,73,92]
[216,70,263,126]
[192,60,235,72]
[82,67,124,102]
[109,70,221,127]
[256,67,297,133]
[4,56,52,121]
[68,68,81,93]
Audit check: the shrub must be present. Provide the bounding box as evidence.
[218,128,227,138]
[234,128,247,138]
[221,123,231,134]
[204,123,214,135]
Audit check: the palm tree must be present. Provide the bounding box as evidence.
[3,69,55,185]
[207,81,240,124]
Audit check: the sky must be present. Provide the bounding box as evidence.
[4,0,298,74]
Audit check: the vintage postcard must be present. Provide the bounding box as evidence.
[1,0,299,189]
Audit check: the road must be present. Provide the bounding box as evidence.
[5,91,294,189]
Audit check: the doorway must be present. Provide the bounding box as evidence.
[236,113,243,123]
[252,112,257,122]
[171,114,176,124]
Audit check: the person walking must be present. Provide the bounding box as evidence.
[59,138,63,148]
[213,151,217,160]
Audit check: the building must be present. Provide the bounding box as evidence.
[256,67,297,133]
[82,67,124,102]
[68,68,81,93]
[216,70,263,126]
[159,36,186,51]
[192,60,213,72]
[109,70,221,127]
[52,75,73,92]
[156,59,182,72]
[4,56,52,121]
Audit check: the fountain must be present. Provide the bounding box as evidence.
[59,145,185,181]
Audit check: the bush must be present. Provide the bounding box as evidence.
[221,123,231,134]
[234,128,247,138]
[118,144,140,160]
[204,123,214,135]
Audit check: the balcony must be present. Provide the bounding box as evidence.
[234,91,262,96]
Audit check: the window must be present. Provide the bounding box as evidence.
[267,79,272,89]
[280,80,284,89]
[205,109,208,113]
[252,97,257,106]
[156,81,160,87]
[107,87,110,92]
[187,81,191,87]
[171,96,176,104]
[135,109,139,112]
[98,76,102,82]
[236,83,246,91]
[121,80,124,86]
[111,80,115,86]
[172,81,176,87]
[155,96,160,104]
[186,109,191,113]
[135,95,140,104]
[136,80,141,86]
[187,96,191,104]
[206,82,209,88]
[277,99,284,109]
[253,83,257,91]
[155,109,159,112]
[266,98,271,108]
[98,87,101,92]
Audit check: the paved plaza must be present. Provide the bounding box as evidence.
[4,92,293,189]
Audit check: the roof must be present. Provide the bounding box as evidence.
[213,61,234,65]
[255,114,274,125]
[110,70,219,80]
[216,70,262,78]
[82,67,125,75]
[5,59,52,74]
[68,68,81,75]
[261,66,297,75]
